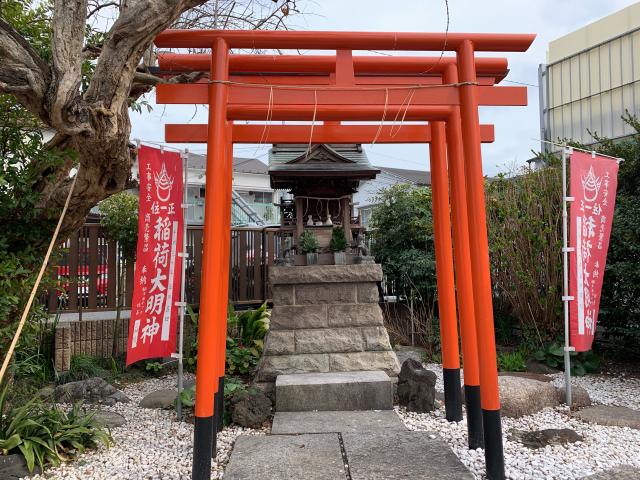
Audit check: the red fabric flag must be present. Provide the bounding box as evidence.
[569,151,619,352]
[126,146,183,365]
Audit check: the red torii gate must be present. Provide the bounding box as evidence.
[154,29,535,480]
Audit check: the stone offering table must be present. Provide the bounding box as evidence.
[255,264,400,389]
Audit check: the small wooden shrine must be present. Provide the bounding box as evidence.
[270,143,379,261]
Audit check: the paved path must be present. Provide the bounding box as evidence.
[224,410,473,480]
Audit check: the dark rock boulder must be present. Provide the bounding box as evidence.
[54,377,130,405]
[509,428,583,448]
[139,389,177,409]
[396,358,436,413]
[231,389,272,428]
[0,454,41,479]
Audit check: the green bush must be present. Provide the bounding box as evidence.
[370,185,436,303]
[298,230,319,254]
[497,349,527,372]
[329,227,348,252]
[486,163,563,345]
[0,387,111,473]
[533,342,600,376]
[183,303,270,376]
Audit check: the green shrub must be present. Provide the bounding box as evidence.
[329,227,348,252]
[226,337,260,375]
[497,349,527,372]
[533,342,600,376]
[0,387,111,473]
[370,184,436,306]
[298,230,319,254]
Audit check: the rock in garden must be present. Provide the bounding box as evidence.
[582,465,640,479]
[396,358,437,413]
[231,389,272,428]
[0,454,41,479]
[54,377,130,405]
[509,428,583,449]
[499,371,553,383]
[526,359,560,374]
[574,405,640,429]
[139,388,177,409]
[557,385,592,408]
[92,410,127,428]
[498,375,558,418]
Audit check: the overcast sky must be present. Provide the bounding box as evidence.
[131,0,639,176]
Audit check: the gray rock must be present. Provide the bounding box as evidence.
[139,388,178,409]
[36,385,55,398]
[574,405,640,429]
[397,358,437,413]
[557,385,592,407]
[224,433,345,480]
[0,454,41,479]
[231,389,272,428]
[498,375,559,418]
[342,430,474,479]
[92,410,127,428]
[54,377,130,405]
[499,371,553,383]
[509,428,583,448]
[582,465,640,479]
[526,359,561,374]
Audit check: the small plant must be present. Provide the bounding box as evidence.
[226,337,260,375]
[229,303,270,353]
[497,349,527,372]
[533,342,601,376]
[329,227,348,252]
[144,361,164,374]
[0,387,112,473]
[298,230,319,254]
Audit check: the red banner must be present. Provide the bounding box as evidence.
[569,151,619,352]
[126,146,183,365]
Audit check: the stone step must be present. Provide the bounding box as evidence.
[224,430,474,480]
[275,370,393,412]
[271,410,406,434]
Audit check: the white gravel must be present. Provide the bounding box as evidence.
[550,371,640,409]
[397,364,640,480]
[26,374,265,480]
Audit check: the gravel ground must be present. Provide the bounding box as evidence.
[397,364,640,480]
[26,374,266,480]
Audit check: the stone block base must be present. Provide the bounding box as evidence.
[256,264,400,385]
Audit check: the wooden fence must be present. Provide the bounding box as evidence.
[46,224,289,314]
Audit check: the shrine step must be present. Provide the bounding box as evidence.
[275,370,393,412]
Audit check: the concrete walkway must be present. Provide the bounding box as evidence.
[224,411,473,480]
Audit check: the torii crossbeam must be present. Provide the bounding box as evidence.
[153,28,535,480]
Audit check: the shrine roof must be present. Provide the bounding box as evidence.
[268,144,379,176]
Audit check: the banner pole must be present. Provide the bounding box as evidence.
[176,149,189,420]
[561,146,573,406]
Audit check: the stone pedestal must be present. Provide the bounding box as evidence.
[256,264,400,386]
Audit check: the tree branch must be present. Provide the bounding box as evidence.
[48,0,91,134]
[0,18,50,120]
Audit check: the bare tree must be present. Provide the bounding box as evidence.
[0,0,301,243]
